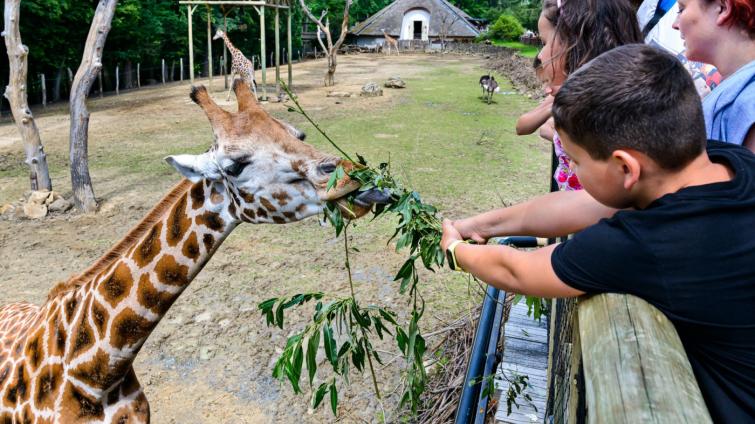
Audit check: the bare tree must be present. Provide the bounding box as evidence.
[2,0,52,191]
[69,0,118,213]
[438,13,461,54]
[298,0,352,86]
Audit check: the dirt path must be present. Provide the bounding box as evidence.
[0,53,546,423]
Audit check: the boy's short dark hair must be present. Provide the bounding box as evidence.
[552,44,706,170]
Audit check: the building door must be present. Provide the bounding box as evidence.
[413,21,422,39]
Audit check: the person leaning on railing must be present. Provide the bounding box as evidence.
[441,44,755,422]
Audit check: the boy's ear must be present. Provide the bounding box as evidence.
[612,150,641,191]
[165,153,222,182]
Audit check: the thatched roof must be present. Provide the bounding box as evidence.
[351,0,480,38]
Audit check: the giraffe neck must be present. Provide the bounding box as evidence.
[220,33,240,56]
[57,179,238,397]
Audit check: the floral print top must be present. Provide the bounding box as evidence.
[553,132,582,191]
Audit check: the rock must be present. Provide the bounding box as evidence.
[199,346,215,361]
[48,197,73,213]
[23,202,47,219]
[28,190,52,205]
[326,91,352,98]
[360,82,383,97]
[384,76,406,88]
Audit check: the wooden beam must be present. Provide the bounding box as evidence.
[188,5,197,83]
[287,7,292,87]
[258,6,267,100]
[179,1,289,9]
[274,7,280,95]
[206,6,213,90]
[579,294,712,423]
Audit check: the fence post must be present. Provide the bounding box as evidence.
[115,65,120,95]
[137,63,141,88]
[40,73,46,108]
[162,59,166,85]
[180,58,184,82]
[98,70,103,98]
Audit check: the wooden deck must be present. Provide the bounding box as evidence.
[494,301,549,424]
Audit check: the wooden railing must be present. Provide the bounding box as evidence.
[546,293,712,423]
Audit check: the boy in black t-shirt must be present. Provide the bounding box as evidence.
[441,44,755,421]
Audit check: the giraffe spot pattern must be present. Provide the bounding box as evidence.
[202,233,215,253]
[90,300,109,340]
[154,255,189,287]
[182,232,201,262]
[137,274,177,316]
[196,211,225,232]
[132,222,163,267]
[34,363,62,410]
[190,181,205,209]
[272,191,291,206]
[166,195,190,247]
[109,309,157,350]
[60,382,104,421]
[99,262,135,309]
[70,348,124,392]
[23,328,44,371]
[260,197,277,212]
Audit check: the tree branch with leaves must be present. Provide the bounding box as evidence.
[298,0,352,86]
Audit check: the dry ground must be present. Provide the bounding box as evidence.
[0,53,549,423]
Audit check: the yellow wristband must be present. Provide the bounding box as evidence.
[446,240,468,272]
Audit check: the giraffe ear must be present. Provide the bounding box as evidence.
[165,153,222,182]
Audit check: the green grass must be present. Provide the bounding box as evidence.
[493,40,540,58]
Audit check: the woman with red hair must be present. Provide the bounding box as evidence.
[674,0,755,151]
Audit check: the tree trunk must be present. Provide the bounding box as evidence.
[69,0,118,213]
[325,53,336,86]
[2,0,52,191]
[124,60,133,89]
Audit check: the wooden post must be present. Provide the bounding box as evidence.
[188,5,196,83]
[137,62,141,88]
[2,0,52,191]
[180,58,184,82]
[287,9,292,87]
[223,14,229,89]
[161,58,166,85]
[579,294,712,423]
[259,6,267,101]
[206,7,212,90]
[115,66,119,95]
[39,73,46,107]
[275,7,280,95]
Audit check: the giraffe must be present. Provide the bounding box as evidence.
[214,29,258,101]
[381,29,399,56]
[0,80,382,423]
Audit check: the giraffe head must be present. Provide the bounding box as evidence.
[213,29,225,40]
[166,80,373,224]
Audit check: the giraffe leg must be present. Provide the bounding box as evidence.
[227,73,236,101]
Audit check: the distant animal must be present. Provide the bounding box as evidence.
[214,29,258,101]
[480,74,500,104]
[382,29,400,56]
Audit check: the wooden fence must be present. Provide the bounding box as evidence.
[545,293,712,423]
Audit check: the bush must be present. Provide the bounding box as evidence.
[489,14,525,41]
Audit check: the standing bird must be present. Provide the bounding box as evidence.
[480,74,500,104]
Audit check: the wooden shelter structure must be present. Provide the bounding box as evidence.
[178,0,293,101]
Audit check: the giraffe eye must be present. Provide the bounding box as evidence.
[225,161,247,177]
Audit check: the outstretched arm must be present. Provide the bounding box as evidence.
[516,95,553,135]
[451,189,617,242]
[441,221,583,298]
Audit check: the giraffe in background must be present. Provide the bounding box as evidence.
[214,29,258,101]
[382,29,400,55]
[0,80,383,423]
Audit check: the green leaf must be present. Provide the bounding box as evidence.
[378,308,398,325]
[311,382,329,409]
[323,324,338,368]
[330,381,338,416]
[275,302,285,329]
[306,330,321,386]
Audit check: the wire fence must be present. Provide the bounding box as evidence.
[0,47,317,117]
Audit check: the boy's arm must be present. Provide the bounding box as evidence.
[441,221,583,298]
[452,189,617,243]
[515,96,554,135]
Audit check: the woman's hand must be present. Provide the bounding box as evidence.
[440,219,463,251]
[448,218,488,244]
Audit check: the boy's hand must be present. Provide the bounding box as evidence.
[441,219,463,251]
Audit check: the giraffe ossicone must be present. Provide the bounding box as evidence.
[0,80,377,423]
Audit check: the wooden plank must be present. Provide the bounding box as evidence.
[579,294,712,423]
